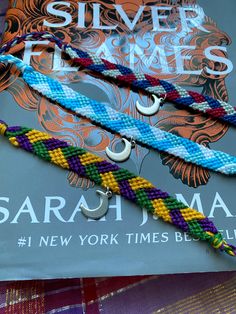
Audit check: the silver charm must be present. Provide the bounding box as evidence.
[136,94,165,116]
[105,138,135,162]
[80,188,112,220]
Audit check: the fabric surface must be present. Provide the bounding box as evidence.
[1,2,236,313]
[0,273,236,313]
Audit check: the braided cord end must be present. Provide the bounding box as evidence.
[160,204,236,256]
[0,120,19,147]
[150,195,236,257]
[206,232,236,256]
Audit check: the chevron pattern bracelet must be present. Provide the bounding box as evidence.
[0,119,235,257]
[1,31,236,126]
[1,54,236,175]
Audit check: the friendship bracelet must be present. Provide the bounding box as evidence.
[0,119,235,257]
[1,54,236,175]
[1,31,236,126]
[0,38,235,257]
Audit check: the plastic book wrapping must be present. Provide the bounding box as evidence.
[0,0,236,280]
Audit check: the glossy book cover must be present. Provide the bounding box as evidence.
[0,0,236,280]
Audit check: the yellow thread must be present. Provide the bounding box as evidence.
[100,172,120,193]
[9,137,19,147]
[80,152,103,166]
[180,208,205,221]
[152,199,172,222]
[49,148,69,169]
[206,231,214,237]
[26,130,51,143]
[206,231,224,249]
[0,123,7,136]
[128,177,154,190]
[213,242,222,249]
[212,239,223,249]
[225,246,235,256]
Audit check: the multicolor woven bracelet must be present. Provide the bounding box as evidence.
[1,31,236,126]
[0,119,235,257]
[1,54,236,175]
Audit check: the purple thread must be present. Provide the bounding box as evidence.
[170,210,189,232]
[15,135,33,152]
[67,155,86,176]
[118,180,136,202]
[198,217,218,233]
[97,160,119,173]
[145,188,169,200]
[44,138,69,150]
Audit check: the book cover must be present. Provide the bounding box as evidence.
[0,0,236,280]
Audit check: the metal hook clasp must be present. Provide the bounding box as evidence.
[105,137,136,162]
[80,187,113,220]
[136,94,166,116]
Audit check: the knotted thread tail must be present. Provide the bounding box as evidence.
[0,120,7,135]
[205,232,236,256]
[1,119,236,257]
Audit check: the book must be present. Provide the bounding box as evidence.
[0,0,236,280]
